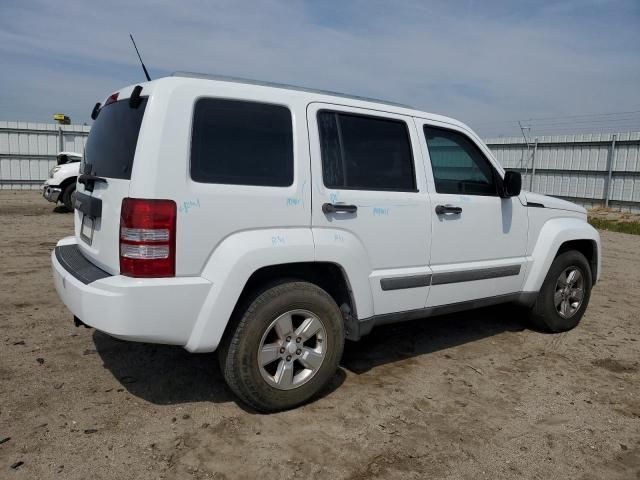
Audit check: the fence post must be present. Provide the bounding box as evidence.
[57,127,64,153]
[605,134,617,208]
[529,137,538,191]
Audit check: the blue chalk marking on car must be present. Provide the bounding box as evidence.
[179,199,201,214]
[373,207,390,216]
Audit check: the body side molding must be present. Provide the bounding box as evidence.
[379,264,521,290]
[431,264,521,286]
[380,274,432,291]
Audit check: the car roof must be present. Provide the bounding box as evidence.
[172,71,416,110]
[168,71,470,132]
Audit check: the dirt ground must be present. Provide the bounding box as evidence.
[588,207,640,224]
[1,191,639,480]
[589,207,640,222]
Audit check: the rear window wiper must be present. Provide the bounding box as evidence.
[78,174,108,192]
[78,173,108,185]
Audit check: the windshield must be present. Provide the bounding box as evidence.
[83,98,147,179]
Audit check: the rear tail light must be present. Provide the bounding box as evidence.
[120,198,176,277]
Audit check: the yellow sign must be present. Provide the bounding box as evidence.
[53,113,70,125]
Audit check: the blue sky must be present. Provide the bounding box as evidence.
[0,0,638,137]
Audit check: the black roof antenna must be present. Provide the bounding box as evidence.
[129,33,151,82]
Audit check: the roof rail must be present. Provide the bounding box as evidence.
[171,71,414,109]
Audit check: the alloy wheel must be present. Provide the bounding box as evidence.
[554,266,585,319]
[257,309,327,390]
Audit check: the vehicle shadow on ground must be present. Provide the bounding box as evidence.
[94,304,526,408]
[341,304,529,374]
[93,331,346,410]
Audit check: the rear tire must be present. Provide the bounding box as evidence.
[61,182,76,212]
[529,250,592,332]
[219,281,345,412]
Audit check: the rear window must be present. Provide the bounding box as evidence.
[190,98,294,187]
[83,98,147,179]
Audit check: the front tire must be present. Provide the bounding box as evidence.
[529,250,592,332]
[219,281,345,412]
[61,182,76,211]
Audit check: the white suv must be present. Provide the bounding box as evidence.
[52,73,601,411]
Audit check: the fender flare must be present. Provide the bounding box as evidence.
[522,217,601,292]
[184,228,373,353]
[312,227,375,319]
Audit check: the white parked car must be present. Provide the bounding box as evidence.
[43,151,82,210]
[52,73,601,411]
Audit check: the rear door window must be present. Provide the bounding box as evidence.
[191,99,294,187]
[317,111,416,191]
[84,98,147,179]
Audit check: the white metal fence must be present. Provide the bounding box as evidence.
[1,121,639,212]
[486,132,640,212]
[0,121,90,190]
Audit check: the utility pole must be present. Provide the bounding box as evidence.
[530,137,539,191]
[518,121,534,187]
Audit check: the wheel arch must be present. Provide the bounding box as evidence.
[184,228,372,353]
[523,217,601,292]
[556,238,598,285]
[223,262,359,343]
[237,262,356,315]
[59,176,77,190]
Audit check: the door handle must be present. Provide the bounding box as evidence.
[435,204,462,215]
[322,203,358,214]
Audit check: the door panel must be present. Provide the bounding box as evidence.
[426,193,528,306]
[308,104,432,317]
[416,120,528,307]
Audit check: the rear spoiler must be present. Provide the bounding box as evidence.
[91,85,144,120]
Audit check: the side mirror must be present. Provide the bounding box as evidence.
[502,171,522,197]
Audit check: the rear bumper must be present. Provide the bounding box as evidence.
[51,238,212,347]
[43,184,61,203]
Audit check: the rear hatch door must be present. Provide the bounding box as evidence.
[74,94,148,274]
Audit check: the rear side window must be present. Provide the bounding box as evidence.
[84,98,147,179]
[191,99,293,186]
[318,111,416,191]
[424,126,497,196]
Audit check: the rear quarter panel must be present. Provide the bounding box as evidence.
[128,78,313,277]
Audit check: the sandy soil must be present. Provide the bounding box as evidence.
[1,191,639,479]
